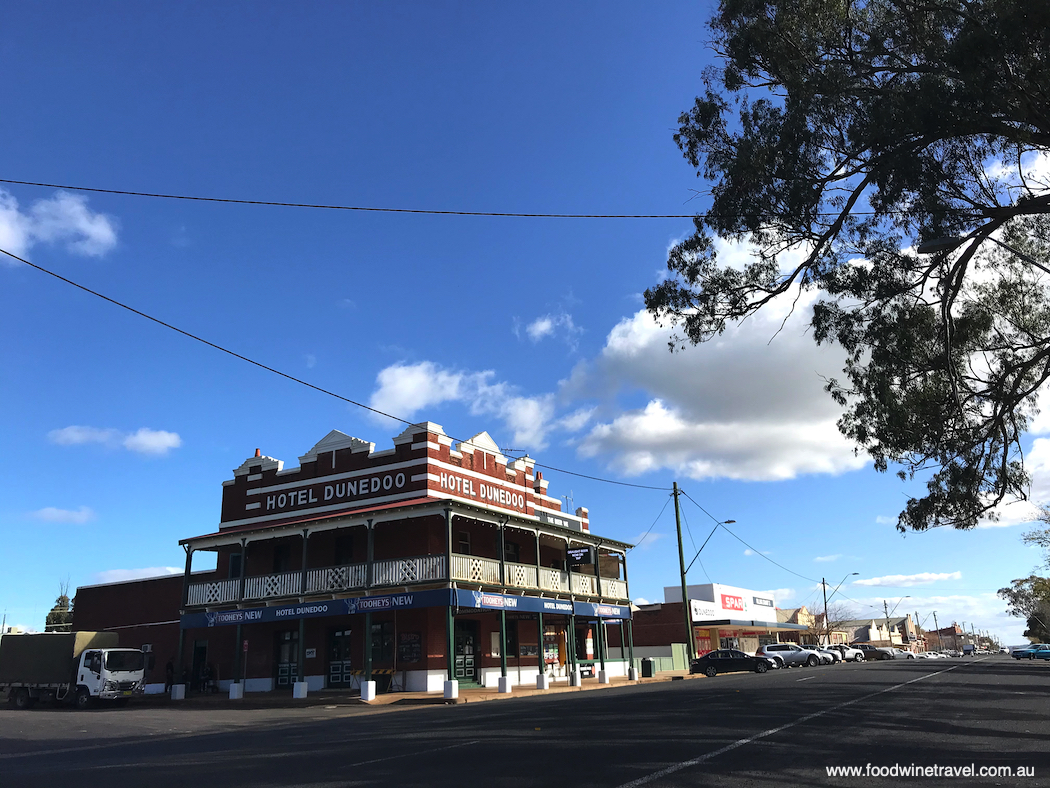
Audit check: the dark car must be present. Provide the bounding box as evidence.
[690,649,773,677]
[854,643,895,661]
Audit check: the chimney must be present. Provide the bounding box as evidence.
[255,448,261,458]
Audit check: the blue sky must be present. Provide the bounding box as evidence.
[1,2,1043,643]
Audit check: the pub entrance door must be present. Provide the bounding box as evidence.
[453,619,479,685]
[274,630,299,690]
[328,629,353,688]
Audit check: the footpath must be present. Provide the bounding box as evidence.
[146,670,697,711]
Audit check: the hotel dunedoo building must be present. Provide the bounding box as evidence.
[74,423,634,695]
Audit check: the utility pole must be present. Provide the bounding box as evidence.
[821,578,829,646]
[672,482,694,663]
[932,611,940,652]
[883,600,891,646]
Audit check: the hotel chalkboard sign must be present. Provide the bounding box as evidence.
[398,632,422,664]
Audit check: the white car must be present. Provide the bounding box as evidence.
[828,644,865,662]
[800,645,836,664]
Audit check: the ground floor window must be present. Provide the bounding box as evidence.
[719,636,739,650]
[758,635,778,646]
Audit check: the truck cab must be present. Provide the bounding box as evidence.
[76,649,146,706]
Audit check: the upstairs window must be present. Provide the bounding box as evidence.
[457,531,471,555]
[503,540,520,563]
[228,553,243,579]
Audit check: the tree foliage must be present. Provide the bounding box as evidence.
[646,0,1050,531]
[997,575,1050,641]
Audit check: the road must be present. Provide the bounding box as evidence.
[2,656,1049,787]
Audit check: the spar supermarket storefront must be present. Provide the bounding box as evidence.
[631,583,807,660]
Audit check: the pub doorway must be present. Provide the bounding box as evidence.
[453,619,479,686]
[274,630,299,690]
[328,628,353,688]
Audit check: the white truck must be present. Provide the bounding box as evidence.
[0,631,145,709]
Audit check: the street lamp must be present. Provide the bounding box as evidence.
[821,573,859,645]
[916,235,1050,277]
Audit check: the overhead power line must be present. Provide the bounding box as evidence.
[0,177,965,220]
[1,245,669,492]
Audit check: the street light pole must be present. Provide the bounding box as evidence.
[932,611,940,652]
[821,572,858,645]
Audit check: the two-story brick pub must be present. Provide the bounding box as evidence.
[74,422,635,697]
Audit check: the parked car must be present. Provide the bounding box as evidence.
[756,643,812,668]
[853,643,895,661]
[799,645,836,664]
[827,644,865,662]
[890,648,916,659]
[690,649,775,677]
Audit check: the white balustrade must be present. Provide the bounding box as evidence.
[539,567,570,593]
[372,555,446,586]
[571,574,599,596]
[306,563,367,594]
[450,554,501,584]
[186,579,240,606]
[243,571,301,600]
[601,578,629,599]
[504,561,538,589]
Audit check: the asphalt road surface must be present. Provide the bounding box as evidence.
[3,656,1049,787]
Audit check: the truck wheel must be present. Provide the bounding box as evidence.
[75,688,93,710]
[12,688,33,710]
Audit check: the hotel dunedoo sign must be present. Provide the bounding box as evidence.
[249,466,528,518]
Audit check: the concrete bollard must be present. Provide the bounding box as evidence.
[170,684,186,700]
[292,681,309,699]
[569,670,582,687]
[598,669,610,684]
[498,676,512,694]
[443,679,459,700]
[229,683,244,700]
[628,667,639,681]
[360,680,377,701]
[536,674,550,690]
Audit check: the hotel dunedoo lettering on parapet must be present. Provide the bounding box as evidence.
[73,423,635,695]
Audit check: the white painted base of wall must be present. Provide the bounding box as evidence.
[598,670,610,684]
[405,669,448,692]
[479,666,542,688]
[229,683,244,700]
[443,680,459,699]
[244,678,273,693]
[170,684,186,700]
[292,682,309,699]
[536,674,550,690]
[601,660,629,677]
[144,683,166,695]
[361,681,377,701]
[305,674,325,691]
[498,676,512,694]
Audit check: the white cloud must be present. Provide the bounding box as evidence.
[122,428,182,456]
[634,597,653,606]
[30,506,95,524]
[854,571,962,587]
[631,531,666,550]
[875,515,896,525]
[49,425,182,456]
[521,312,583,350]
[369,361,559,449]
[48,425,121,446]
[0,189,117,262]
[814,554,842,563]
[305,354,317,369]
[92,567,181,584]
[569,286,866,481]
[743,548,755,556]
[849,591,1026,646]
[761,588,797,606]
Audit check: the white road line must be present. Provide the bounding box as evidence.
[795,676,815,682]
[614,663,972,788]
